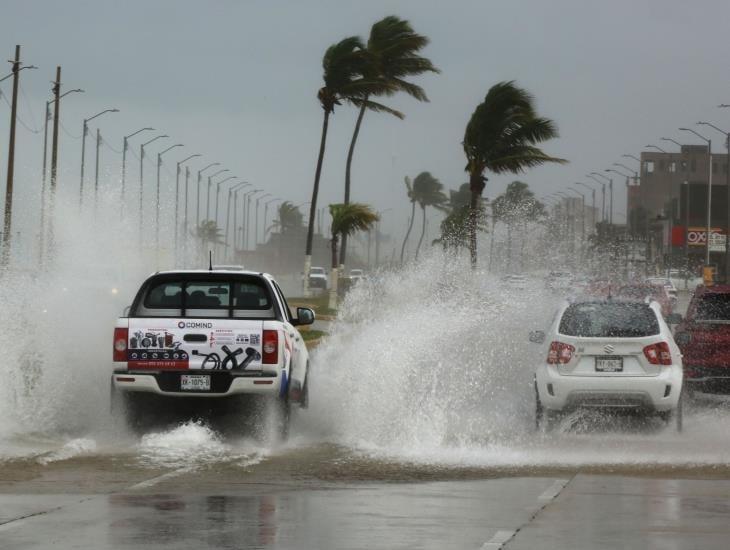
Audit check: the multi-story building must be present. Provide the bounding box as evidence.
[634,145,729,273]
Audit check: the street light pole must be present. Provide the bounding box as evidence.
[155,143,183,252]
[679,127,712,267]
[196,163,220,228]
[576,182,597,232]
[226,182,249,260]
[80,108,118,206]
[206,169,229,222]
[699,120,730,282]
[242,189,261,250]
[214,176,238,226]
[175,154,200,261]
[568,187,586,243]
[255,193,271,247]
[592,172,613,225]
[139,134,168,246]
[587,174,607,222]
[122,127,154,217]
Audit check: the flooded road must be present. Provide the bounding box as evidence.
[2,256,730,547]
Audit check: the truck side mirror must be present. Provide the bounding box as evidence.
[294,307,315,326]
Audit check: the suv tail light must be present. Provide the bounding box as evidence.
[643,341,672,365]
[547,341,575,364]
[113,327,128,362]
[262,330,279,364]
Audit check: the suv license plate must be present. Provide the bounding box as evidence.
[180,374,211,391]
[596,357,623,372]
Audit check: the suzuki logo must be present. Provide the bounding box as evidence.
[604,344,615,355]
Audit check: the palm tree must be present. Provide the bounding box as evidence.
[303,36,382,294]
[328,203,379,309]
[194,220,224,260]
[463,81,566,267]
[412,172,448,260]
[399,176,417,263]
[439,183,487,250]
[491,181,545,271]
[340,16,439,265]
[271,201,304,234]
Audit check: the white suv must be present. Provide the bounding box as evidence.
[530,299,683,430]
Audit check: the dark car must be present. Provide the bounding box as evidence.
[675,285,730,394]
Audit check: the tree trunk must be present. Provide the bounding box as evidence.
[400,201,416,264]
[340,100,367,267]
[303,109,330,296]
[415,204,427,261]
[468,170,486,269]
[329,234,339,311]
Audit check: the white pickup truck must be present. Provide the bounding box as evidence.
[112,269,314,434]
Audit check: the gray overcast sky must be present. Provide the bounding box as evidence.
[2,0,730,241]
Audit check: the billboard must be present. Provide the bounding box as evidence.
[673,226,726,251]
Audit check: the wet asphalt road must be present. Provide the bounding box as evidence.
[3,467,730,549]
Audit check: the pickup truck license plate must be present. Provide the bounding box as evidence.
[595,357,623,372]
[180,374,211,391]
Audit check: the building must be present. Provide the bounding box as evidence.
[634,145,730,273]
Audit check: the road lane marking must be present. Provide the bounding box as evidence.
[481,530,516,549]
[539,478,569,501]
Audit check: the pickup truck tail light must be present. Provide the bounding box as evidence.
[643,341,672,365]
[262,330,278,364]
[113,327,128,362]
[547,341,574,364]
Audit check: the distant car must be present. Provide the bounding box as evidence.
[501,274,528,290]
[675,285,730,395]
[349,269,366,283]
[668,269,703,292]
[531,298,683,430]
[308,266,328,290]
[616,283,674,318]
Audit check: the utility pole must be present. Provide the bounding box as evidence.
[47,67,61,260]
[80,108,118,207]
[2,46,21,266]
[122,127,154,220]
[94,128,101,208]
[39,100,51,265]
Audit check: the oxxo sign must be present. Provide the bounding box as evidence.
[687,227,727,252]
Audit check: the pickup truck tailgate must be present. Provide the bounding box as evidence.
[126,318,264,371]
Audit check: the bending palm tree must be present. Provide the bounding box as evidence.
[303,36,381,295]
[463,81,566,267]
[412,172,448,260]
[399,176,417,263]
[328,203,379,309]
[340,15,439,265]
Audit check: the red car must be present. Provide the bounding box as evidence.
[615,283,674,318]
[675,285,730,394]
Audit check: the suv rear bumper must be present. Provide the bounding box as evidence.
[113,370,282,397]
[536,365,682,412]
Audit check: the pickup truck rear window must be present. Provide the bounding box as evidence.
[137,277,274,318]
[559,302,660,338]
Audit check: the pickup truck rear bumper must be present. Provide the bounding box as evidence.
[113,370,282,397]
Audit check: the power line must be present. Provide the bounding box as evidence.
[0,88,40,134]
[19,82,41,132]
[59,119,81,139]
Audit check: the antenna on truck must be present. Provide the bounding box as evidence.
[208,250,213,271]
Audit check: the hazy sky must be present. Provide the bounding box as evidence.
[2,0,730,244]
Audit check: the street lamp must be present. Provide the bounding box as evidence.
[227,182,251,257]
[568,187,586,243]
[679,127,712,266]
[156,143,184,251]
[214,176,238,226]
[587,174,608,223]
[80,108,119,205]
[262,197,281,244]
[195,163,220,227]
[698,120,730,281]
[122,127,154,214]
[646,144,668,154]
[206,169,229,221]
[254,193,271,247]
[661,137,682,149]
[139,134,168,242]
[242,189,262,250]
[175,153,201,261]
[575,182,597,230]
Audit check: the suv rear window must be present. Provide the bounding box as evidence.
[695,294,730,320]
[559,302,660,337]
